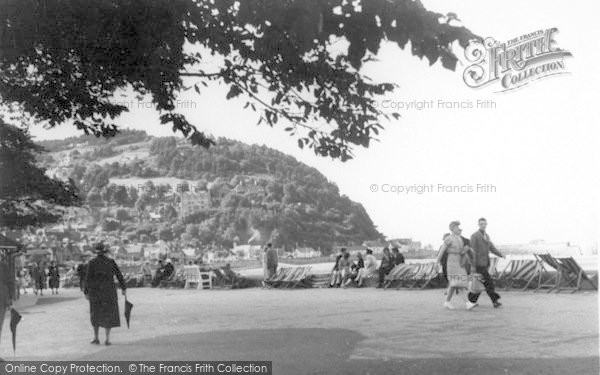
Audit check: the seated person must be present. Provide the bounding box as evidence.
[151,260,166,287]
[344,253,364,287]
[356,249,377,287]
[337,252,351,286]
[392,247,405,266]
[226,263,253,288]
[163,259,175,277]
[377,247,394,288]
[140,261,153,286]
[329,253,343,287]
[125,273,139,288]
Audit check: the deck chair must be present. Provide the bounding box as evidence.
[410,263,439,289]
[395,263,422,289]
[198,270,213,289]
[383,264,412,289]
[183,266,201,289]
[511,260,541,290]
[309,273,331,288]
[495,259,515,288]
[488,257,500,279]
[419,263,442,289]
[280,266,306,288]
[556,257,597,293]
[497,259,540,290]
[534,254,561,292]
[266,267,311,288]
[289,266,312,288]
[264,267,290,288]
[280,267,299,287]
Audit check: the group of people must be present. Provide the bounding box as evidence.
[329,247,405,288]
[150,259,175,287]
[437,218,504,310]
[17,260,60,296]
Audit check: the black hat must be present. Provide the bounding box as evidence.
[366,248,373,254]
[94,242,109,254]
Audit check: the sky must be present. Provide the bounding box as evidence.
[28,0,599,250]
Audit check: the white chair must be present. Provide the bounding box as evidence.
[183,265,201,289]
[199,271,213,290]
[184,265,213,290]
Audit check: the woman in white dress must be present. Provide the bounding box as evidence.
[357,249,377,287]
[437,221,475,309]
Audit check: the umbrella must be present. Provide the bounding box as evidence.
[10,308,22,354]
[124,298,133,329]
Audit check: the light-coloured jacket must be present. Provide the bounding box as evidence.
[364,254,377,273]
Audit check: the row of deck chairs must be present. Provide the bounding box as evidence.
[264,255,596,292]
[263,266,312,288]
[494,254,597,293]
[383,262,441,289]
[534,253,597,293]
[495,259,540,290]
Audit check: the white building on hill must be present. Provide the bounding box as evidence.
[293,247,322,258]
[180,190,211,218]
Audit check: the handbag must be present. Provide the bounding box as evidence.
[468,273,486,294]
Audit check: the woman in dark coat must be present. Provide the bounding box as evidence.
[0,259,13,357]
[84,243,126,346]
[33,262,46,296]
[48,260,60,294]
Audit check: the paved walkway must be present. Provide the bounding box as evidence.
[1,287,597,374]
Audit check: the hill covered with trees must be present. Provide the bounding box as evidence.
[39,130,383,252]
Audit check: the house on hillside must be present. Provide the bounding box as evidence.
[122,244,144,260]
[233,179,266,196]
[143,241,169,260]
[332,245,367,256]
[388,238,422,252]
[179,190,211,218]
[233,244,263,260]
[362,240,387,254]
[149,212,162,222]
[293,247,322,258]
[181,247,197,259]
[207,182,231,199]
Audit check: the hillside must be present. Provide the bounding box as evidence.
[38,130,384,252]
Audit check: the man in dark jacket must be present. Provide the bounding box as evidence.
[85,242,126,345]
[376,247,393,288]
[467,218,504,308]
[391,247,405,266]
[163,259,175,278]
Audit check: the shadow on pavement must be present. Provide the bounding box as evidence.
[79,328,599,375]
[35,296,81,306]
